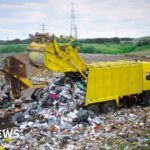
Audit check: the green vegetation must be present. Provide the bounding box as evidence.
[0,44,27,53]
[78,36,150,55]
[0,36,149,55]
[134,36,150,43]
[0,43,150,55]
[79,43,137,54]
[80,43,150,55]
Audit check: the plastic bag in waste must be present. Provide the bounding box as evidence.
[73,110,89,124]
[12,112,25,123]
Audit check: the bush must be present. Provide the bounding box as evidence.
[79,46,102,54]
[120,44,136,53]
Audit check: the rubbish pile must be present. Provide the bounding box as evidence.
[0,74,150,149]
[39,73,86,111]
[11,73,88,125]
[0,73,91,149]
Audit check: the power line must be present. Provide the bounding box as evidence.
[6,36,9,41]
[70,0,78,39]
[40,24,47,33]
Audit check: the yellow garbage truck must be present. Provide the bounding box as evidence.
[26,33,150,113]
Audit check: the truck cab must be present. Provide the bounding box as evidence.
[142,62,150,91]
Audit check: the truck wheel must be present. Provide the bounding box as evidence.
[35,88,45,101]
[87,104,100,116]
[142,93,150,106]
[101,101,117,114]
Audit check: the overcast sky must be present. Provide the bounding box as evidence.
[0,0,150,40]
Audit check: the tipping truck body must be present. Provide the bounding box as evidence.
[85,61,150,106]
[27,34,150,113]
[86,61,150,114]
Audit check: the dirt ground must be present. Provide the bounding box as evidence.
[80,53,150,63]
[0,52,149,78]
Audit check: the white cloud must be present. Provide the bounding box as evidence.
[0,0,150,39]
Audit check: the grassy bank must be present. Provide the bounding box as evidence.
[79,43,150,54]
[0,43,150,55]
[0,44,27,53]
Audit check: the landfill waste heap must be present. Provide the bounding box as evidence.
[0,73,150,149]
[0,33,150,149]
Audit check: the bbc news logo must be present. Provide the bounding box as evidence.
[0,129,21,139]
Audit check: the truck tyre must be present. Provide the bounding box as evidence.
[142,93,150,106]
[101,101,117,114]
[87,104,100,116]
[35,88,45,101]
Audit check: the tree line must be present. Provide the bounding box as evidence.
[79,37,133,44]
[0,37,150,47]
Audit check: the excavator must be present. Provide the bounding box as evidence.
[1,33,150,114]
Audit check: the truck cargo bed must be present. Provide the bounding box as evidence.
[85,61,143,105]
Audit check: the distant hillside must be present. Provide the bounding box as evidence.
[79,37,134,44]
[136,36,150,41]
[133,36,150,43]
